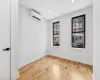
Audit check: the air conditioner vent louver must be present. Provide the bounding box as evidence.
[30,9,42,21]
[32,16,41,20]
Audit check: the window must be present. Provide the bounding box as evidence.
[72,14,85,48]
[53,21,60,46]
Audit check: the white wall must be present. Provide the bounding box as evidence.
[47,5,93,65]
[18,4,48,68]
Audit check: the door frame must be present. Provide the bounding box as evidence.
[11,0,19,80]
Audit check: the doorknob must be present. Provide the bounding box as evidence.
[3,48,11,51]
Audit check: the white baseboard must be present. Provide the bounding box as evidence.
[92,74,95,80]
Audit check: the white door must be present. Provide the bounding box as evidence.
[0,0,10,80]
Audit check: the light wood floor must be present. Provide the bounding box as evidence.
[18,55,93,80]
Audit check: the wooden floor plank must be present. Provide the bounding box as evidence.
[18,55,93,80]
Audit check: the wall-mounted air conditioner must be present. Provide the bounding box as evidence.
[30,9,43,21]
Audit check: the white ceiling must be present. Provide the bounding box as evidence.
[19,0,93,20]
